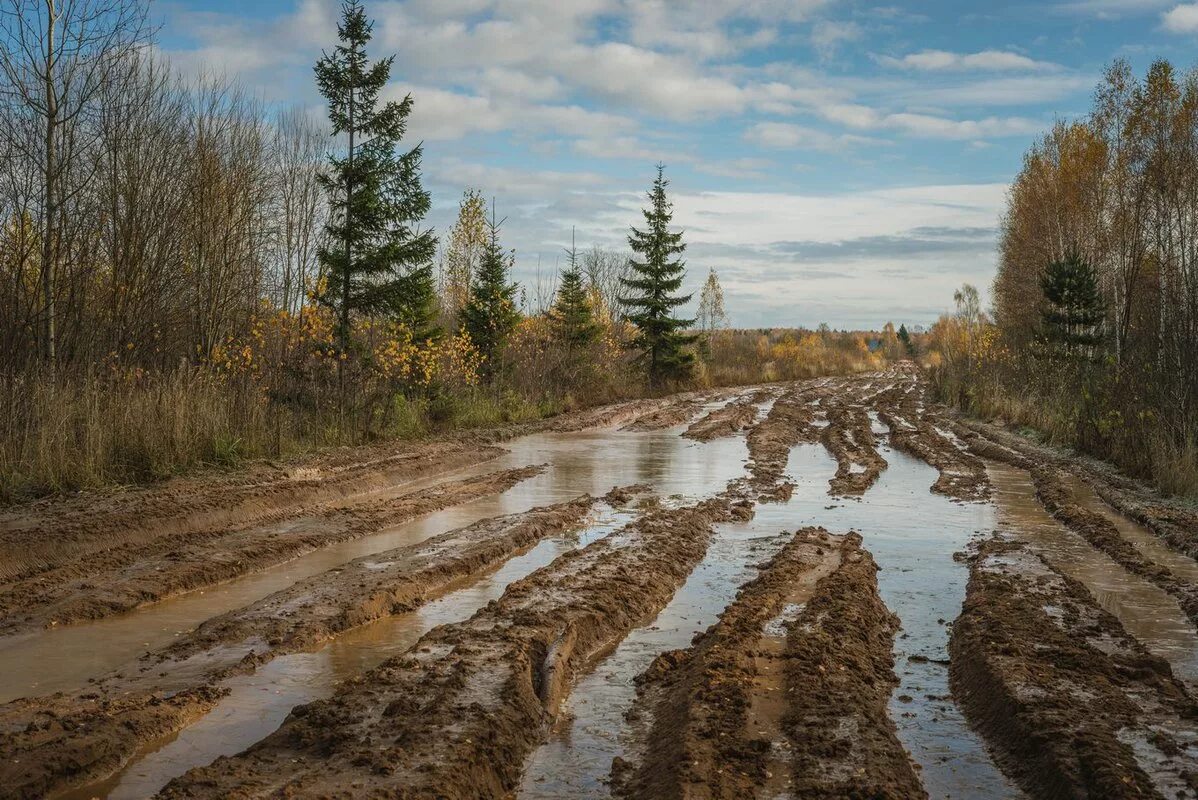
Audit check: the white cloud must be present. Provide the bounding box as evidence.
[811,21,863,60]
[1163,4,1198,31]
[876,49,1059,71]
[743,122,881,151]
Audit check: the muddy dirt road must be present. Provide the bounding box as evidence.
[2,368,1196,799]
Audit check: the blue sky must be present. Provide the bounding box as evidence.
[157,0,1198,329]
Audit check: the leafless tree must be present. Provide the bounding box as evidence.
[0,0,150,363]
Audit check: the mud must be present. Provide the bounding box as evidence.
[950,536,1198,799]
[0,442,505,584]
[781,532,927,799]
[0,492,608,800]
[612,528,849,799]
[955,417,1198,560]
[156,491,751,799]
[745,387,818,497]
[820,397,888,496]
[621,392,724,432]
[1032,465,1198,629]
[874,384,989,502]
[683,389,774,442]
[0,465,544,635]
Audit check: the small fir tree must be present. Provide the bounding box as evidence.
[462,205,521,381]
[314,0,438,350]
[1040,248,1105,359]
[897,323,914,355]
[621,164,696,388]
[551,231,600,349]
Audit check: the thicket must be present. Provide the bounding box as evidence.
[0,0,898,500]
[926,59,1198,497]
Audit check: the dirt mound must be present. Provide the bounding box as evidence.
[157,490,752,799]
[613,527,848,799]
[746,386,820,497]
[683,389,773,442]
[820,398,887,496]
[874,385,989,502]
[621,392,723,432]
[781,533,926,799]
[951,536,1198,799]
[0,465,544,635]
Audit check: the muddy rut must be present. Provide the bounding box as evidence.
[2,367,1197,800]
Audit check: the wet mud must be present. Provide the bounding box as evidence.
[6,366,1198,800]
[613,529,866,800]
[683,389,775,442]
[950,536,1198,799]
[155,492,751,799]
[0,491,610,800]
[0,465,545,635]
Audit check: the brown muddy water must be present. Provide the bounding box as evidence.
[0,428,748,703]
[519,436,1024,800]
[49,425,751,799]
[990,463,1198,688]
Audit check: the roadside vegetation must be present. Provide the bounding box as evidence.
[0,0,899,500]
[925,58,1198,498]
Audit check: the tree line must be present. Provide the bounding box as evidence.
[928,58,1198,496]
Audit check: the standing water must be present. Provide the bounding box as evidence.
[54,423,751,799]
[518,431,1023,799]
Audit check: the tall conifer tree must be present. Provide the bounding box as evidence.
[463,206,520,380]
[314,0,438,350]
[621,164,695,387]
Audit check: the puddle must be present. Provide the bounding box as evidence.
[518,438,1021,800]
[989,463,1198,688]
[518,518,795,798]
[1062,473,1198,584]
[63,512,634,800]
[0,429,748,703]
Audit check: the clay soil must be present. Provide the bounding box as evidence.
[614,529,924,800]
[951,536,1198,799]
[0,492,613,799]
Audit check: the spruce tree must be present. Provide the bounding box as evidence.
[551,231,600,349]
[897,323,915,355]
[1040,248,1104,359]
[462,207,521,380]
[621,164,696,388]
[314,0,438,350]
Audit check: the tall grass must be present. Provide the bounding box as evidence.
[0,368,285,499]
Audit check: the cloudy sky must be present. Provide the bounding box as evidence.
[159,0,1198,328]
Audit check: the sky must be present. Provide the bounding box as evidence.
[156,0,1198,329]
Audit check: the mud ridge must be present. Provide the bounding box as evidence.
[683,389,774,442]
[0,442,506,585]
[875,398,989,502]
[621,391,726,432]
[950,535,1198,799]
[781,532,927,799]
[820,398,887,496]
[0,465,545,635]
[612,527,847,800]
[0,490,615,800]
[156,490,754,799]
[955,418,1198,560]
[1031,465,1198,629]
[746,386,819,499]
